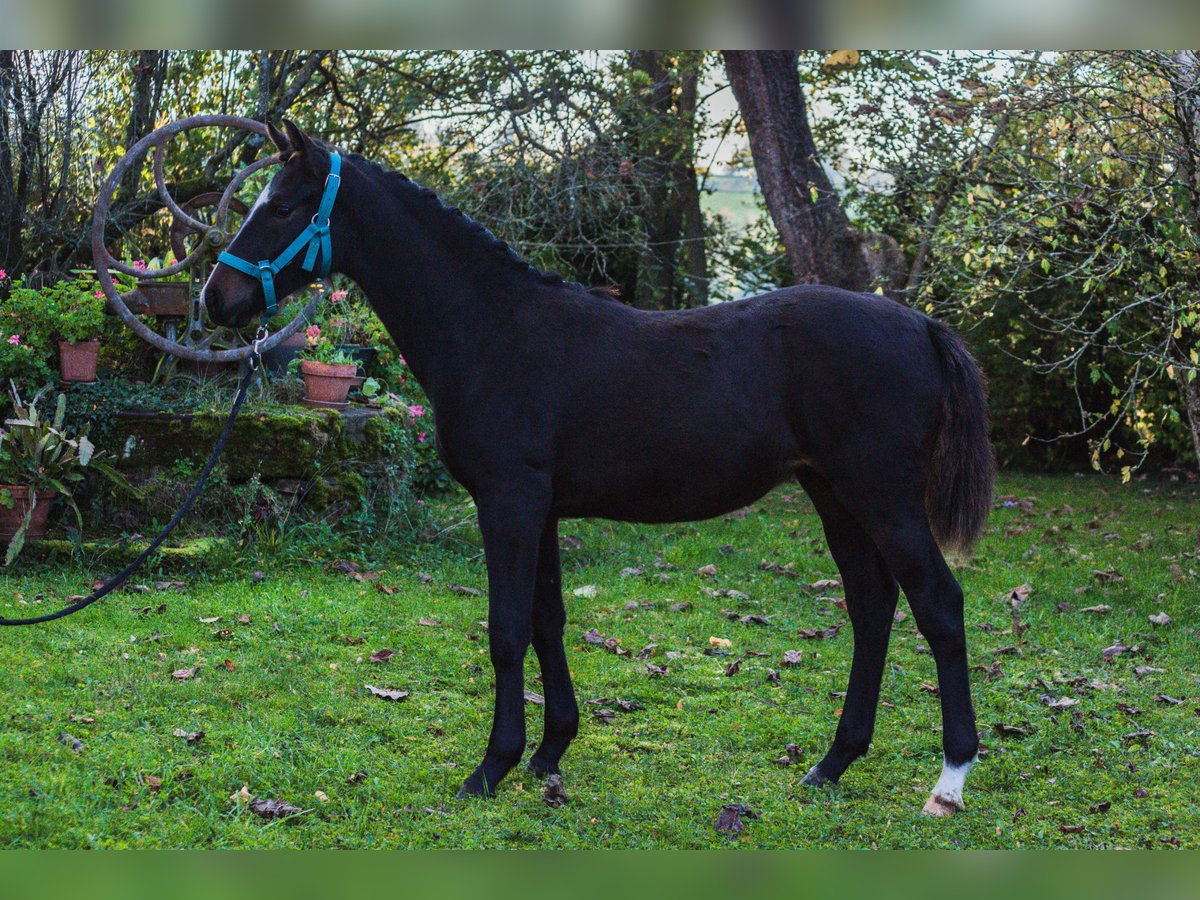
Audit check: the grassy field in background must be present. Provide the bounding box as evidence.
[1,473,1198,848]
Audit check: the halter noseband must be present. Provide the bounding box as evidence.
[217,150,342,323]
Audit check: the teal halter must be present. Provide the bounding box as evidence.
[217,151,342,323]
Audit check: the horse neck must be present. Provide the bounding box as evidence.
[337,164,527,404]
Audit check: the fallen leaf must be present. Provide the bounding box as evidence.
[249,798,303,820]
[58,733,83,753]
[1059,824,1085,835]
[543,774,569,807]
[416,572,434,583]
[69,713,95,724]
[171,667,197,680]
[251,570,265,584]
[236,614,252,625]
[781,650,803,667]
[155,581,186,592]
[582,628,606,645]
[314,790,329,803]
[230,784,252,804]
[709,636,732,649]
[1101,643,1130,662]
[1041,695,1078,709]
[143,774,162,791]
[697,564,718,577]
[1010,583,1033,604]
[364,684,409,701]
[1134,665,1164,677]
[797,623,844,640]
[449,584,482,597]
[172,728,205,744]
[417,617,442,627]
[740,614,771,626]
[222,659,236,672]
[199,616,221,624]
[1089,801,1111,814]
[1117,702,1142,716]
[593,708,615,723]
[1149,612,1171,627]
[524,690,545,705]
[572,584,598,599]
[1080,605,1112,615]
[766,668,781,684]
[993,723,1030,738]
[1123,729,1155,745]
[715,803,759,834]
[724,659,741,677]
[369,649,395,664]
[619,567,643,578]
[1092,569,1124,585]
[1155,694,1184,706]
[805,578,840,592]
[668,601,692,613]
[645,662,669,678]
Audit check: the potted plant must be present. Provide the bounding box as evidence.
[327,288,383,375]
[132,256,192,318]
[0,385,127,564]
[43,276,107,382]
[294,324,359,408]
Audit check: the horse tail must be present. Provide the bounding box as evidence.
[924,318,995,553]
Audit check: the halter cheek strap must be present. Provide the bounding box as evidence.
[218,151,342,324]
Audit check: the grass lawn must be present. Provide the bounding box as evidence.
[1,473,1198,848]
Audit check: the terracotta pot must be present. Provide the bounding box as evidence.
[300,359,358,405]
[0,486,54,544]
[59,339,100,382]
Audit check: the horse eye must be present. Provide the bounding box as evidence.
[273,204,291,218]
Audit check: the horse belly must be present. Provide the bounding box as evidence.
[554,432,792,523]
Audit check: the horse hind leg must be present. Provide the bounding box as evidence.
[861,505,980,815]
[796,469,900,787]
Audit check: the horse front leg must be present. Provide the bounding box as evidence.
[457,483,549,798]
[527,517,580,778]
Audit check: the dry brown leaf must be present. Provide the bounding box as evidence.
[369,649,395,664]
[171,667,197,680]
[364,684,409,701]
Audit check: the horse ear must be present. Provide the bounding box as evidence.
[267,121,290,155]
[282,118,328,175]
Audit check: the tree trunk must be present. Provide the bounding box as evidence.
[723,50,899,293]
[674,55,709,305]
[122,51,168,201]
[0,50,20,270]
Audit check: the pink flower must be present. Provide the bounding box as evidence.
[94,290,104,299]
[305,324,322,346]
[132,259,146,271]
[0,269,6,280]
[396,354,406,366]
[417,500,425,506]
[408,404,425,418]
[7,334,19,346]
[417,431,427,444]
[330,289,348,303]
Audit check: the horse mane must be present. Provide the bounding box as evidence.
[346,152,592,293]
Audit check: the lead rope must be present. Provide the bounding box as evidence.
[0,355,259,626]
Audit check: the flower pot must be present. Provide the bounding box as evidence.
[0,486,54,545]
[264,331,308,376]
[134,280,191,318]
[300,359,358,407]
[59,339,100,383]
[336,345,378,376]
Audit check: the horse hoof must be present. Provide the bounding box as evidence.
[921,793,963,816]
[802,766,835,788]
[527,759,559,778]
[456,778,492,800]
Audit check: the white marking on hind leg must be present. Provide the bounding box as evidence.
[922,755,977,816]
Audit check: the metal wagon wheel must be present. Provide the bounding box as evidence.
[92,115,322,364]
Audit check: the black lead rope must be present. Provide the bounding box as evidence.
[1,358,258,627]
